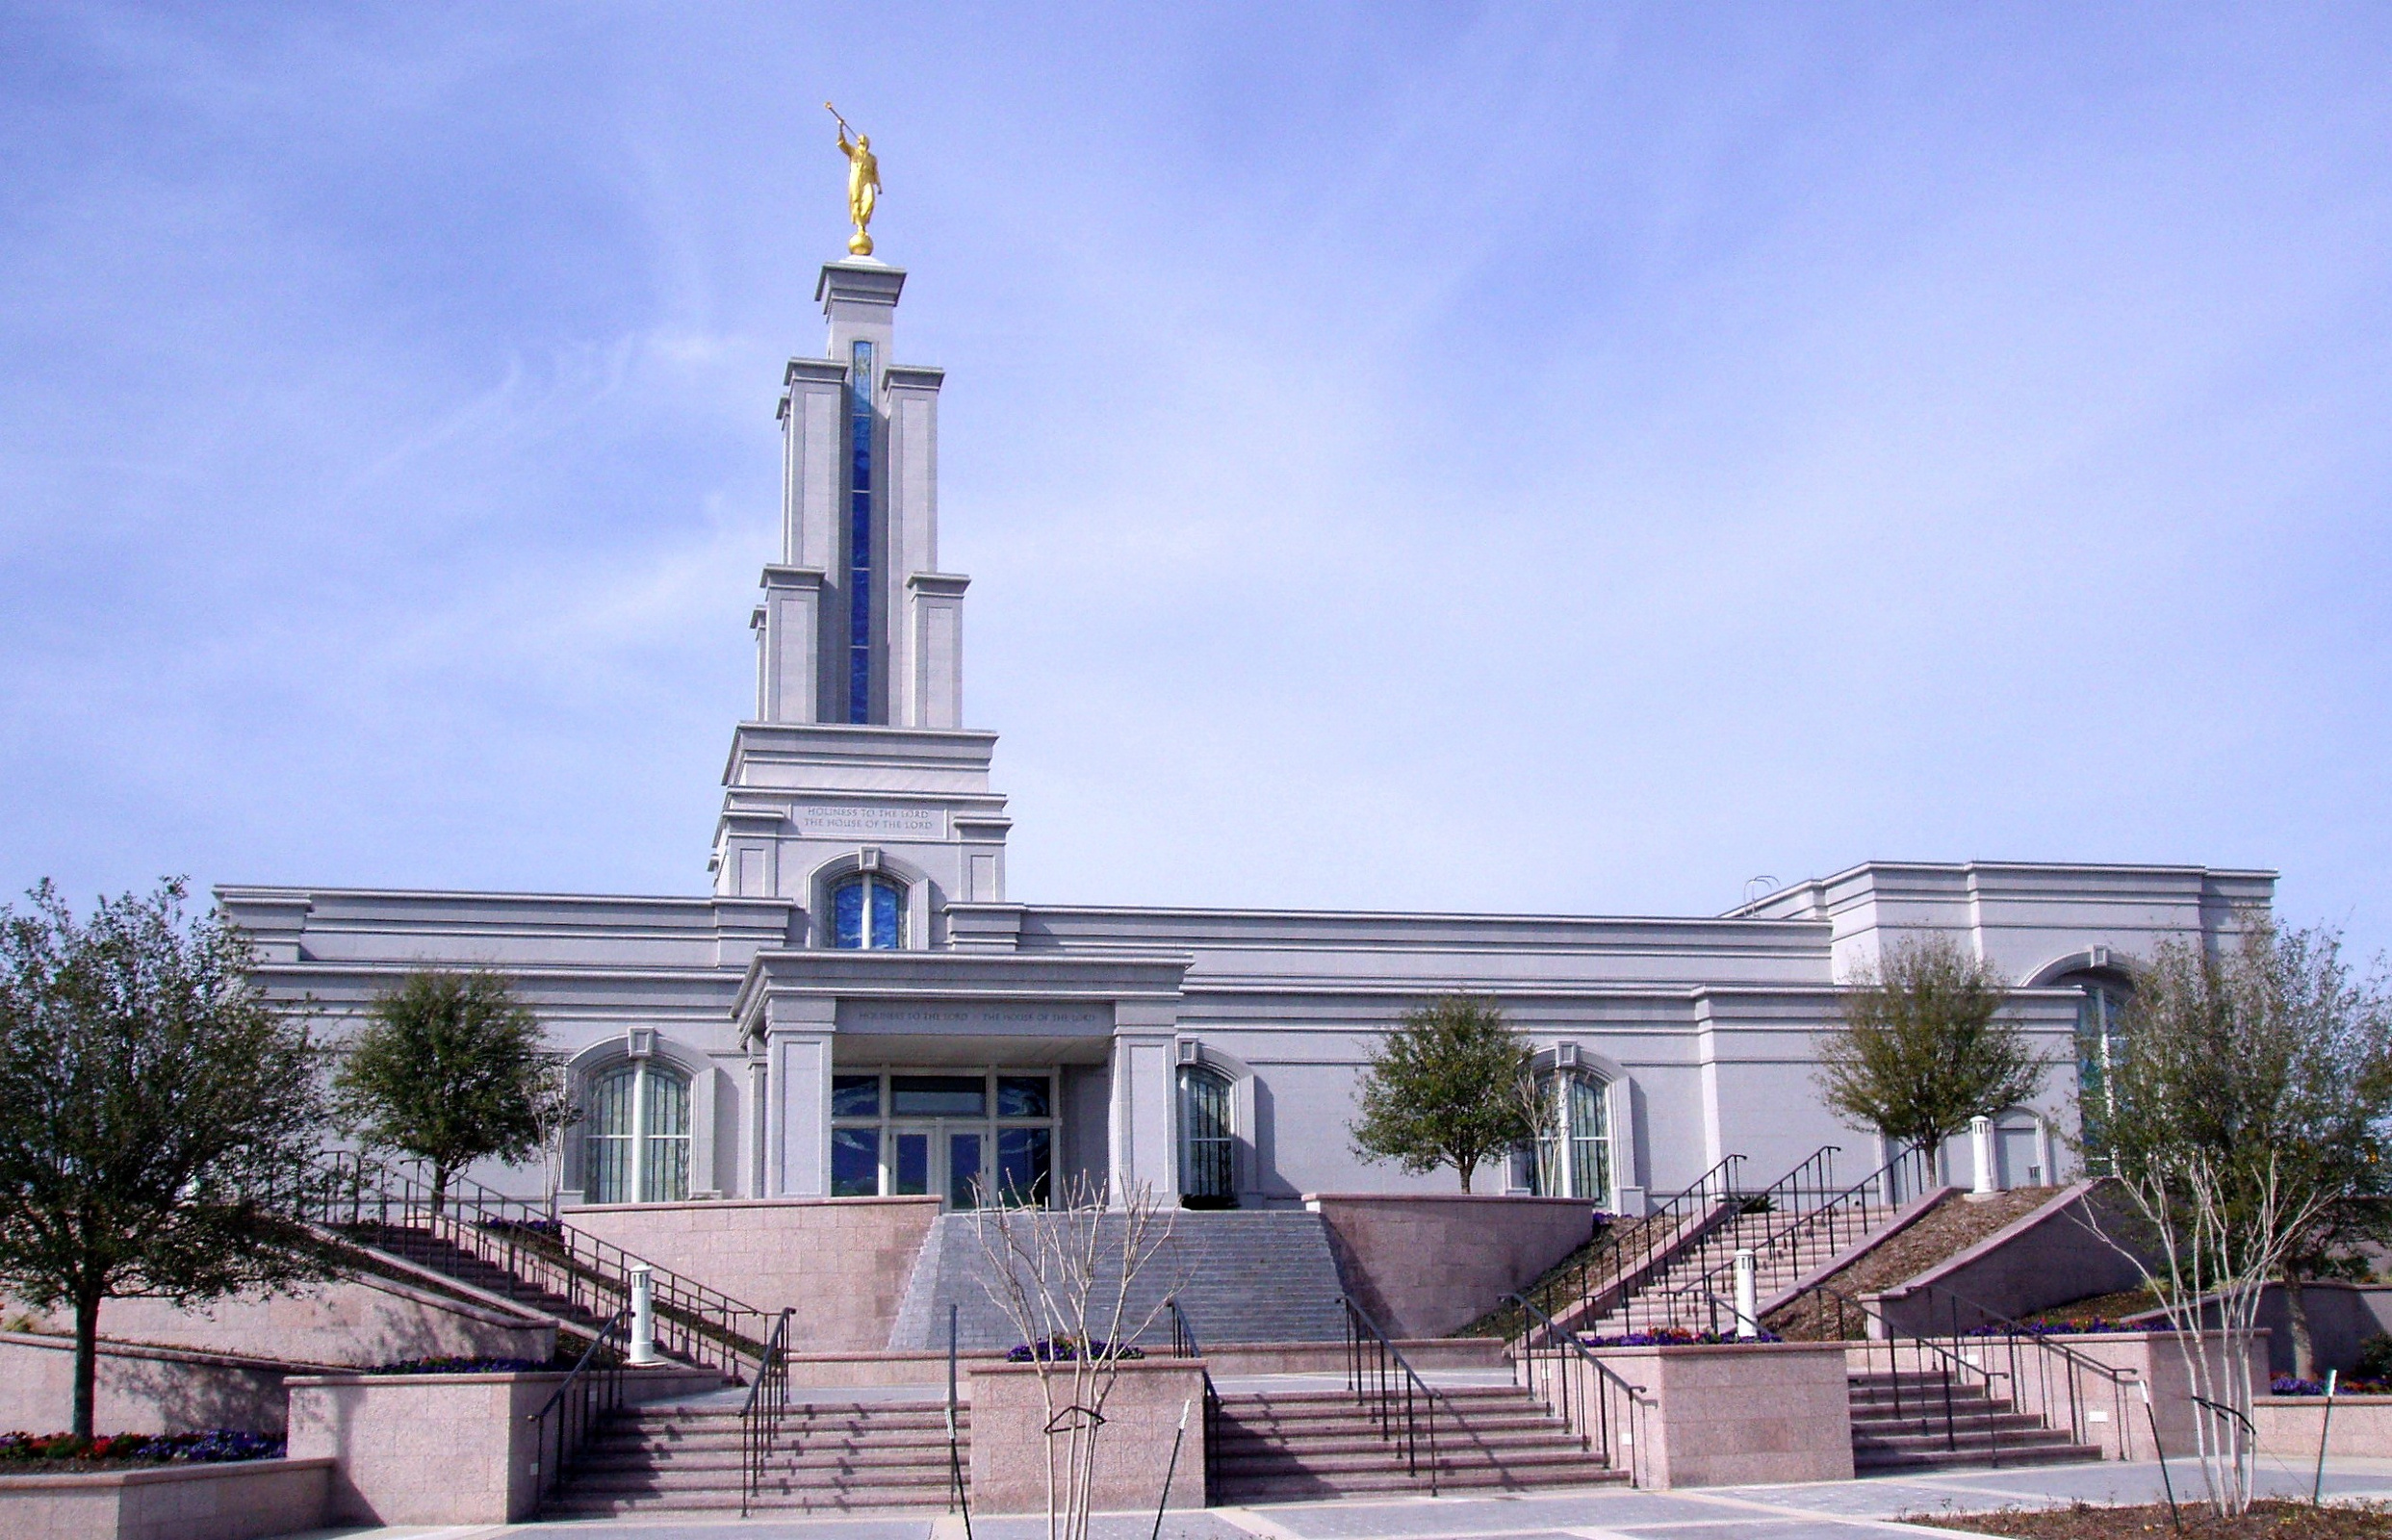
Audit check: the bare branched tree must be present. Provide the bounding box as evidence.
[970,1176,1189,1540]
[2084,918,2389,1517]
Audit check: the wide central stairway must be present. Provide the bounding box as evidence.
[1210,1381,1622,1502]
[547,1395,971,1517]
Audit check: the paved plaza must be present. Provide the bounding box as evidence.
[291,1457,2392,1540]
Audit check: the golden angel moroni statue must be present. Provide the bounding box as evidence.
[826,103,880,256]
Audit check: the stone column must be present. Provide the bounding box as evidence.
[1107,1009,1181,1208]
[766,1023,835,1198]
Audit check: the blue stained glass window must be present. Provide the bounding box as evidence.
[846,340,874,723]
[834,880,865,948]
[833,1074,882,1118]
[831,874,904,949]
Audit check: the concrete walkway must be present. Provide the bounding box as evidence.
[285,1456,2392,1540]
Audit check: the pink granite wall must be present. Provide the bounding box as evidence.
[1591,1343,1854,1487]
[1968,1329,2272,1460]
[561,1195,941,1349]
[0,1458,332,1540]
[0,1334,293,1437]
[1305,1194,1600,1338]
[967,1358,1207,1514]
[286,1372,556,1525]
[2255,1395,2392,1460]
[16,1273,554,1371]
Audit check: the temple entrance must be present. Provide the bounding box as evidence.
[830,1068,1057,1208]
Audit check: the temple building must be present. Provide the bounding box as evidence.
[219,255,2273,1216]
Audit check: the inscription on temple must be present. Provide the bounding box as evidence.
[843,1001,1110,1035]
[794,803,944,839]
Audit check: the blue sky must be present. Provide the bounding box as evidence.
[4,5,2389,962]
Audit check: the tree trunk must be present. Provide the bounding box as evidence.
[431,1161,450,1219]
[71,1282,103,1439]
[2285,1271,2316,1382]
[1456,1160,1475,1194]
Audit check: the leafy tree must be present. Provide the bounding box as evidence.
[334,968,552,1213]
[0,879,334,1437]
[2096,919,2392,1386]
[1350,995,1531,1194]
[1815,933,2046,1175]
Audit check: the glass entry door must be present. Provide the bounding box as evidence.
[947,1130,986,1209]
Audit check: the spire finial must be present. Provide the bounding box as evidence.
[826,103,880,257]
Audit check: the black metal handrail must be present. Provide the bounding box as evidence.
[1762,1279,2018,1464]
[1339,1295,1443,1493]
[299,1151,773,1382]
[1505,1293,1647,1485]
[528,1304,630,1507]
[1520,1154,1747,1331]
[1165,1296,1220,1504]
[738,1308,793,1517]
[1897,1280,2145,1459]
[1645,1142,1935,1331]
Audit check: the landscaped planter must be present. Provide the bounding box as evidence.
[0,1456,332,1540]
[966,1357,1208,1514]
[1583,1342,1852,1487]
[1924,1329,2269,1462]
[2253,1393,2392,1460]
[285,1362,723,1526]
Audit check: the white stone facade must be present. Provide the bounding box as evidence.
[217,257,2274,1215]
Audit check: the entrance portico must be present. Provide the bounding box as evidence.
[734,949,1191,1207]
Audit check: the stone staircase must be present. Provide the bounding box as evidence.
[338,1220,617,1344]
[1582,1203,1896,1337]
[1847,1371,2101,1473]
[546,1397,967,1517]
[888,1211,1347,1349]
[1211,1382,1625,1501]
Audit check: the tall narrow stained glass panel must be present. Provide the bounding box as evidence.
[846,340,874,723]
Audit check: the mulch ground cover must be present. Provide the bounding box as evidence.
[1772,1187,2065,1340]
[1908,1501,2392,1539]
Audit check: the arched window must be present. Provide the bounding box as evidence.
[832,873,905,949]
[584,1060,691,1204]
[1526,1069,1611,1203]
[2070,974,2132,1173]
[1178,1065,1236,1208]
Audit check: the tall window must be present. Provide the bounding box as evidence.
[846,339,875,724]
[832,873,905,949]
[584,1060,691,1204]
[1527,1069,1611,1203]
[1178,1065,1235,1208]
[2074,978,2131,1173]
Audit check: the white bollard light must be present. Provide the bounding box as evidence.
[1969,1116,1998,1198]
[1733,1248,1760,1339]
[629,1266,658,1366]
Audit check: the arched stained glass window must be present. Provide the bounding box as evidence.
[1178,1065,1236,1208]
[833,874,905,949]
[1526,1068,1611,1204]
[2071,975,2132,1173]
[584,1060,691,1204]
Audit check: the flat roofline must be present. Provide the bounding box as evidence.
[217,883,756,910]
[1007,901,1824,931]
[1724,860,2280,917]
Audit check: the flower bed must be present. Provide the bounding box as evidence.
[2272,1374,2392,1396]
[1004,1336,1145,1362]
[0,1427,283,1472]
[364,1354,553,1375]
[1578,1327,1783,1348]
[1965,1318,2167,1337]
